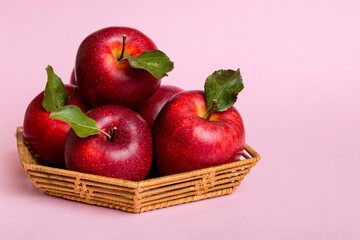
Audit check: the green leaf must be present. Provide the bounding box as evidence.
[42,65,68,112]
[50,105,102,138]
[204,68,244,112]
[127,50,174,79]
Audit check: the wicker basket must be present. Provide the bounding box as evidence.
[16,126,261,213]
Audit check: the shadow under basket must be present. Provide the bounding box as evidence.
[16,126,261,213]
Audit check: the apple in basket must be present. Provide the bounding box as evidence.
[153,69,246,175]
[23,66,90,168]
[136,85,183,129]
[50,105,153,181]
[75,26,174,109]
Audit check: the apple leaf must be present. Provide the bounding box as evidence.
[204,68,244,112]
[50,105,102,138]
[127,50,174,79]
[42,65,68,112]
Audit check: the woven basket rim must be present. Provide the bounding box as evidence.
[16,126,261,188]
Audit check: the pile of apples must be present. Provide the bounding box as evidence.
[23,26,245,181]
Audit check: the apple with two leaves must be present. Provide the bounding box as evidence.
[75,26,173,109]
[153,69,245,175]
[23,66,90,168]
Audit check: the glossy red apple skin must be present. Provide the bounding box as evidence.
[65,105,153,181]
[137,85,183,129]
[75,27,160,109]
[23,85,91,168]
[153,90,245,176]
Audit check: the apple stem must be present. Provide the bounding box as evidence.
[118,34,127,61]
[205,99,217,120]
[67,87,78,104]
[101,129,112,140]
[105,127,117,141]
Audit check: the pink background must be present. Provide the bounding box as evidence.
[1,0,359,239]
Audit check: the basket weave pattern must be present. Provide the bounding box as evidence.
[16,127,261,213]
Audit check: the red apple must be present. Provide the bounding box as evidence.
[153,90,245,175]
[65,105,153,181]
[137,85,183,129]
[23,85,90,167]
[75,27,160,109]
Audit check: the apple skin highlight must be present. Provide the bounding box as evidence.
[153,90,245,176]
[23,85,90,168]
[75,27,160,109]
[65,105,153,181]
